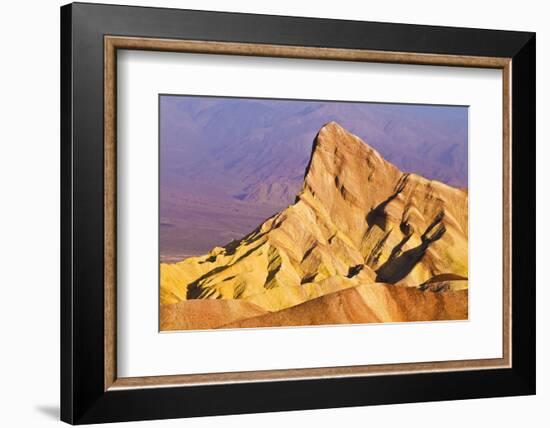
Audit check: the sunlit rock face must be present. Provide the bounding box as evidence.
[160,122,468,330]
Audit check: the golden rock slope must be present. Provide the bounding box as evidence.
[160,122,468,330]
[223,283,468,329]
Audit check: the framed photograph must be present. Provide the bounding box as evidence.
[60,2,535,424]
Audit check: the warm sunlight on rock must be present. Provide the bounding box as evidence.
[160,122,468,330]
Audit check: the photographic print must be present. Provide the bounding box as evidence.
[159,95,468,331]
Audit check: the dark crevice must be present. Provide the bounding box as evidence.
[375,210,446,284]
[366,174,409,230]
[347,264,364,278]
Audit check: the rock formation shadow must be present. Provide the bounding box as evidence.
[375,211,446,284]
[367,174,409,230]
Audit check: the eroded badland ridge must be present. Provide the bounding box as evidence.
[160,122,468,331]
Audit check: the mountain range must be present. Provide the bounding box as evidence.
[160,122,468,330]
[160,97,467,260]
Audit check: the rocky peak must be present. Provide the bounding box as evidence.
[299,121,402,213]
[161,122,469,326]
